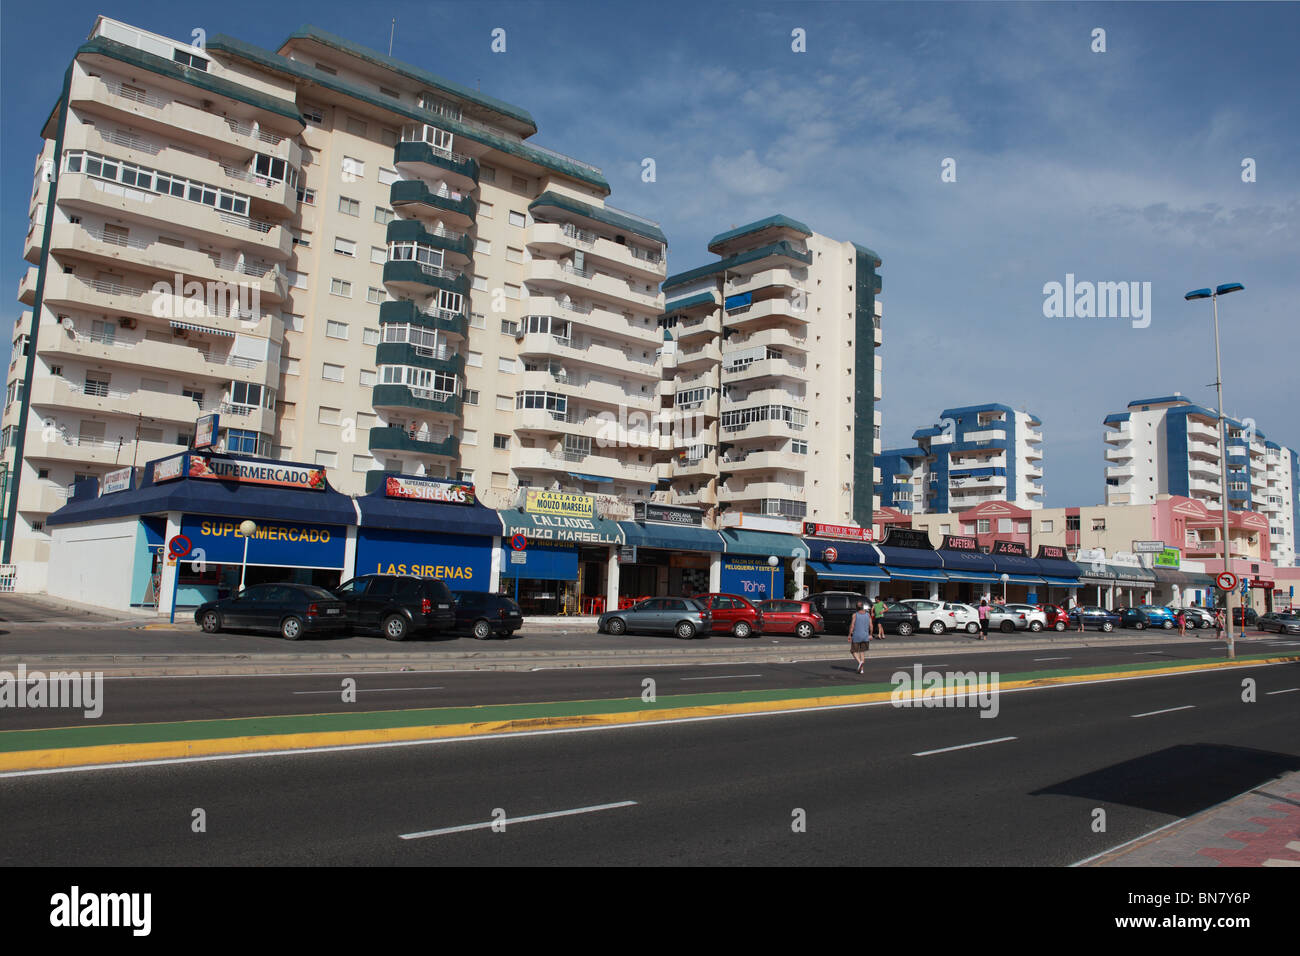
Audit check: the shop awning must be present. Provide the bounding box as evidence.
[357,475,501,537]
[942,571,1000,584]
[938,549,998,575]
[169,319,235,337]
[1040,576,1080,586]
[1003,574,1046,584]
[807,561,890,581]
[1036,556,1083,581]
[884,567,950,582]
[567,472,613,483]
[619,521,724,553]
[801,538,883,565]
[989,552,1048,580]
[720,528,806,558]
[497,543,578,580]
[1109,563,1157,584]
[877,546,943,570]
[497,509,622,545]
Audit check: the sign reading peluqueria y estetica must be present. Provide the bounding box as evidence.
[385,475,476,505]
[188,455,326,491]
[180,515,346,567]
[524,489,594,519]
[100,466,132,496]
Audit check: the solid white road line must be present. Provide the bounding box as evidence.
[292,686,445,694]
[679,674,763,681]
[912,737,1017,757]
[399,801,637,839]
[1130,705,1196,718]
[1265,688,1299,696]
[1033,657,1071,662]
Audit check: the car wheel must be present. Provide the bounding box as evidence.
[1000,621,1014,633]
[676,621,697,640]
[281,616,304,641]
[1054,621,1065,632]
[896,622,914,637]
[1162,620,1174,629]
[1102,621,1114,632]
[200,610,221,633]
[732,621,752,639]
[930,621,946,635]
[606,618,627,636]
[1029,621,1043,632]
[1134,621,1145,630]
[472,619,492,640]
[795,622,814,639]
[382,614,409,642]
[966,622,979,634]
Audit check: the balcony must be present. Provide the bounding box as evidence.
[719,450,806,474]
[21,430,183,468]
[1188,457,1219,477]
[671,487,718,508]
[721,295,809,329]
[722,386,804,408]
[36,326,274,387]
[525,296,661,344]
[671,313,721,341]
[385,219,472,262]
[378,298,468,341]
[1103,424,1131,444]
[368,426,459,460]
[675,341,722,369]
[725,268,807,299]
[388,179,476,228]
[1186,419,1220,442]
[393,140,479,192]
[719,480,806,503]
[516,332,659,381]
[518,369,657,412]
[374,342,465,376]
[29,377,273,431]
[526,222,665,282]
[370,384,462,419]
[722,356,808,385]
[725,327,809,354]
[720,417,807,443]
[382,260,469,298]
[514,446,656,485]
[18,267,38,306]
[525,259,660,310]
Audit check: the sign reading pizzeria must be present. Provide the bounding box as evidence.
[188,455,326,491]
[385,475,476,505]
[1036,545,1068,560]
[802,522,874,541]
[524,489,594,519]
[990,539,1028,556]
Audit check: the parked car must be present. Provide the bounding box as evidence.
[692,592,765,638]
[1259,611,1300,634]
[1067,606,1121,632]
[1229,606,1259,628]
[874,602,921,637]
[755,599,824,639]
[450,590,524,639]
[1038,604,1070,632]
[598,597,711,639]
[332,574,456,641]
[1120,605,1176,630]
[1180,607,1215,629]
[807,592,919,636]
[902,599,979,635]
[1003,603,1049,632]
[988,604,1030,632]
[195,583,347,640]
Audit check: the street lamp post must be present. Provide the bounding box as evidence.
[1000,572,1009,604]
[767,555,779,600]
[238,519,258,591]
[1185,282,1243,659]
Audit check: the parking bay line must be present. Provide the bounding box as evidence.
[400,801,638,839]
[293,686,445,695]
[1034,657,1071,662]
[1130,705,1196,718]
[1265,688,1299,696]
[913,737,1017,757]
[679,674,763,681]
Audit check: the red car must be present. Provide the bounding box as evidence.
[756,599,824,639]
[1038,604,1070,632]
[692,593,765,638]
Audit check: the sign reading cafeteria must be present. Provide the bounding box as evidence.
[189,456,326,491]
[803,522,873,541]
[385,475,476,505]
[524,489,594,519]
[180,515,345,568]
[942,534,980,552]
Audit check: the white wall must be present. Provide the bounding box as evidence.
[47,517,140,611]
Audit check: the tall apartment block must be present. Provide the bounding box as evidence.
[2,17,666,586]
[1102,394,1298,567]
[876,404,1044,514]
[656,216,882,526]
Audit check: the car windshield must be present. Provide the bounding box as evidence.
[295,586,339,601]
[687,599,708,612]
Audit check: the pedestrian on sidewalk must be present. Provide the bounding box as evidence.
[1175,606,1186,637]
[849,600,872,674]
[978,599,990,639]
[1215,607,1225,640]
[1073,598,1085,633]
[872,596,888,640]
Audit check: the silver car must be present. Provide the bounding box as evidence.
[988,604,1034,632]
[1003,603,1049,632]
[598,597,712,640]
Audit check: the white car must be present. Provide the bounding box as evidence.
[1003,603,1049,632]
[902,599,981,635]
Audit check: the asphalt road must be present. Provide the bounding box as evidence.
[3,637,1298,729]
[2,663,1296,865]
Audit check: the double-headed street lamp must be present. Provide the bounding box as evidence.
[1184,282,1244,658]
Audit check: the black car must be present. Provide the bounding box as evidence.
[1259,611,1300,634]
[451,591,524,639]
[1180,607,1215,629]
[1225,606,1259,628]
[332,574,456,641]
[195,583,347,640]
[809,592,919,637]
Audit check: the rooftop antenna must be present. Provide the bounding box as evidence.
[388,18,395,56]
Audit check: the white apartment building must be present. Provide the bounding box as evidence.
[876,404,1044,514]
[656,216,882,527]
[2,17,665,588]
[1102,393,1297,567]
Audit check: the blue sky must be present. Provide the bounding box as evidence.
[3,1,1297,507]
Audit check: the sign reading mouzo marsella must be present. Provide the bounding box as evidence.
[524,490,594,519]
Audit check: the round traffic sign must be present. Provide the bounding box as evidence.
[510,533,528,551]
[1216,571,1238,591]
[168,534,192,559]
[824,546,838,563]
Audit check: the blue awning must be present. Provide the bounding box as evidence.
[498,542,578,580]
[989,552,1047,578]
[357,473,501,537]
[938,549,998,575]
[1005,574,1047,584]
[801,538,882,564]
[943,571,1000,583]
[720,528,806,558]
[877,545,943,569]
[1041,576,1080,587]
[568,472,614,483]
[807,561,890,581]
[1036,557,1083,580]
[885,567,950,582]
[619,521,724,553]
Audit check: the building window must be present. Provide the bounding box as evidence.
[370,246,387,265]
[470,313,486,330]
[493,434,511,450]
[506,246,524,264]
[508,211,526,228]
[334,237,356,257]
[226,429,262,454]
[497,357,517,374]
[1040,520,1053,532]
[345,116,367,137]
[504,284,520,300]
[326,321,349,340]
[462,430,478,446]
[791,440,808,455]
[172,48,208,71]
[374,206,395,225]
[322,363,345,382]
[1092,518,1106,531]
[283,313,304,332]
[467,352,483,368]
[500,319,519,336]
[478,201,493,219]
[360,370,376,387]
[338,196,360,216]
[367,287,385,304]
[511,175,528,192]
[296,187,316,206]
[353,455,374,472]
[316,450,339,468]
[362,328,380,346]
[282,357,299,376]
[318,406,340,425]
[330,278,352,297]
[472,275,488,291]
[476,239,492,256]
[463,389,479,406]
[496,394,512,411]
[1066,515,1081,532]
[292,230,312,248]
[977,519,991,534]
[480,165,496,183]
[341,156,365,180]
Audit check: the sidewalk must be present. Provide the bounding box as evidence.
[0,592,150,627]
[1082,771,1300,866]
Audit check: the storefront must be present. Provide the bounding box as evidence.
[801,532,888,597]
[354,474,501,592]
[497,490,622,615]
[618,504,722,605]
[935,534,1000,604]
[719,527,806,600]
[877,526,948,601]
[1075,561,1117,608]
[1034,545,1083,607]
[1108,561,1156,609]
[46,451,357,612]
[987,540,1047,604]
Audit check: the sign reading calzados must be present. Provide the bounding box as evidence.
[189,456,326,491]
[385,476,476,505]
[524,490,594,519]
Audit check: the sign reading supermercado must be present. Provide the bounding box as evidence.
[524,490,594,519]
[189,456,326,491]
[385,476,476,505]
[181,515,345,567]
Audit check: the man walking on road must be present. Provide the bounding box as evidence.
[849,600,872,674]
[872,596,888,640]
